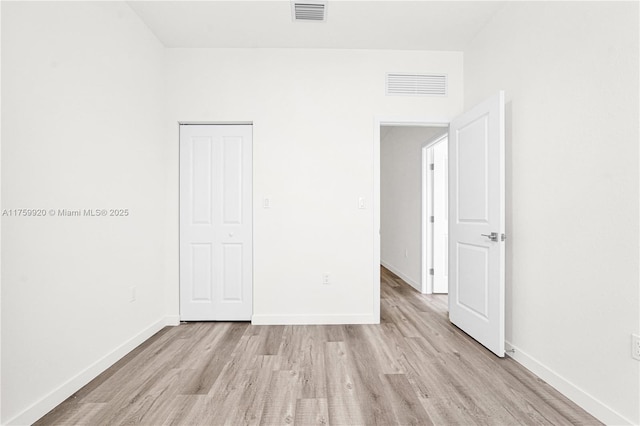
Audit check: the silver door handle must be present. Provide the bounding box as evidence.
[481,232,499,242]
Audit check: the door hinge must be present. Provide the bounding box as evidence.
[430,163,434,171]
[501,233,506,241]
[429,268,434,275]
[430,215,434,223]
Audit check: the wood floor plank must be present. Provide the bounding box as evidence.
[227,355,281,425]
[163,394,209,425]
[256,325,285,355]
[205,336,263,421]
[324,341,364,426]
[74,326,174,400]
[295,326,327,399]
[381,298,423,338]
[341,325,399,425]
[397,337,492,424]
[137,371,202,425]
[34,402,106,426]
[322,325,345,342]
[259,369,300,425]
[35,266,601,426]
[168,322,230,370]
[359,325,405,374]
[158,394,200,426]
[180,322,248,395]
[294,398,329,425]
[381,373,434,426]
[78,334,186,404]
[101,367,187,425]
[274,325,327,400]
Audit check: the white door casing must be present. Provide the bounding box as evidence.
[432,139,449,294]
[422,135,448,295]
[448,91,505,357]
[180,124,253,321]
[421,142,430,294]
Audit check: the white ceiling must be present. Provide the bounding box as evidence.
[127,1,506,50]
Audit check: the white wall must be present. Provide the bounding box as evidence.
[464,2,639,424]
[0,1,3,421]
[380,126,445,290]
[164,49,463,324]
[1,2,167,424]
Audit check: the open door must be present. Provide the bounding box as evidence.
[448,91,505,357]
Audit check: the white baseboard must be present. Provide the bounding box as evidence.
[6,317,172,426]
[380,260,421,292]
[505,341,635,426]
[164,314,181,326]
[251,313,376,325]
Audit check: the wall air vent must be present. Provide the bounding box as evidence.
[292,1,327,22]
[386,73,448,96]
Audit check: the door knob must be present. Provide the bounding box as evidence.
[481,232,499,242]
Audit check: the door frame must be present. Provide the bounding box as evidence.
[374,116,449,323]
[421,133,448,294]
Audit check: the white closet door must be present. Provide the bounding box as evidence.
[180,124,252,321]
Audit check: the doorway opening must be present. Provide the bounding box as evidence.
[375,119,448,321]
[375,92,505,356]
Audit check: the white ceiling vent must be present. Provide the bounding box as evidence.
[386,73,448,96]
[292,1,327,22]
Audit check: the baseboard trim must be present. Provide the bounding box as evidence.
[380,260,421,292]
[164,314,181,326]
[6,317,171,426]
[251,314,376,325]
[505,341,634,426]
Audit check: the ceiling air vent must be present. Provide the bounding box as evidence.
[386,73,448,97]
[292,1,327,22]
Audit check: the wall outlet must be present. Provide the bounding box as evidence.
[322,273,330,285]
[632,334,640,361]
[130,286,137,303]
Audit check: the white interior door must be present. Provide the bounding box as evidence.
[432,139,448,293]
[180,124,253,321]
[448,91,505,357]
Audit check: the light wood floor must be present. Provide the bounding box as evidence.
[37,267,600,425]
